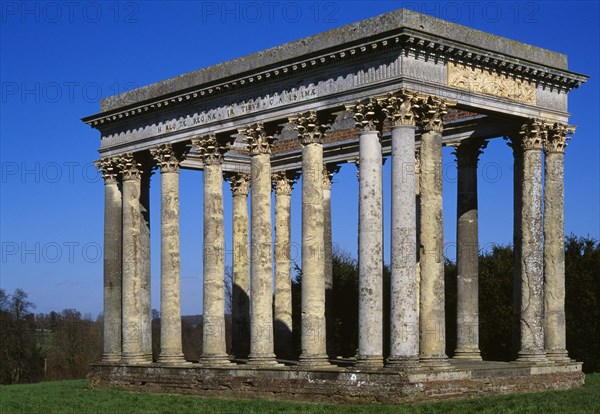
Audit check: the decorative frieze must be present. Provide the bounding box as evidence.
[239,123,277,155]
[448,61,536,105]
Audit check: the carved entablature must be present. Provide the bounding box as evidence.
[518,119,546,151]
[225,172,250,196]
[191,134,228,165]
[272,171,299,196]
[288,111,329,146]
[447,62,537,105]
[239,123,277,155]
[452,139,488,167]
[378,89,420,127]
[150,143,183,173]
[417,95,455,133]
[322,164,341,190]
[95,157,120,184]
[116,153,143,181]
[545,122,575,154]
[345,98,384,133]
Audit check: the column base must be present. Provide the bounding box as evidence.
[419,355,452,369]
[298,354,331,368]
[247,354,284,368]
[355,355,384,368]
[546,350,571,363]
[121,353,152,365]
[101,353,121,363]
[386,356,419,369]
[453,349,482,360]
[157,354,188,365]
[198,354,233,367]
[515,351,548,363]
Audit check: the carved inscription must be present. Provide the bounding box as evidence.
[447,62,536,105]
[156,85,318,134]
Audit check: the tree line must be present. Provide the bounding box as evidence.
[1,234,598,385]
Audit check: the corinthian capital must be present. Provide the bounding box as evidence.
[272,171,299,196]
[544,122,575,154]
[322,163,340,190]
[116,153,143,181]
[191,134,228,165]
[377,89,420,127]
[345,98,384,132]
[416,95,455,133]
[225,172,250,196]
[288,110,329,146]
[452,139,488,167]
[150,143,183,173]
[239,123,277,155]
[95,157,120,184]
[518,119,546,151]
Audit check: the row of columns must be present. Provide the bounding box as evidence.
[96,90,573,368]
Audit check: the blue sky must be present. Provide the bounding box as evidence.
[1,1,598,316]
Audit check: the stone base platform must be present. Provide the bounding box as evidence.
[87,360,584,404]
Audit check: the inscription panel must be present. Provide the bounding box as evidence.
[447,62,536,105]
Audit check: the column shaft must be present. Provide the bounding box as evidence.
[544,124,571,362]
[299,144,329,366]
[273,174,294,359]
[139,172,152,361]
[454,142,483,360]
[516,122,547,362]
[358,129,384,367]
[229,174,251,359]
[388,125,419,365]
[201,162,230,364]
[98,160,122,362]
[120,158,148,364]
[323,165,337,359]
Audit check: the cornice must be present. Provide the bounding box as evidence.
[82,31,587,129]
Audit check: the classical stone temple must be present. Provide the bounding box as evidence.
[83,9,588,403]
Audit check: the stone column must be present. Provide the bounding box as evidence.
[515,120,547,363]
[240,123,280,366]
[193,135,231,365]
[346,99,384,368]
[289,111,330,367]
[96,158,122,362]
[150,144,186,364]
[272,171,298,360]
[323,163,340,359]
[544,123,573,362]
[117,154,150,364]
[417,95,453,367]
[453,140,486,360]
[415,148,421,323]
[379,90,420,367]
[139,162,153,361]
[226,173,251,359]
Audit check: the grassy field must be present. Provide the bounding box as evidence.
[1,374,599,414]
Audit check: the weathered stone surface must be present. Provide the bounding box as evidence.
[272,171,297,360]
[151,144,186,364]
[88,361,584,404]
[515,120,547,363]
[226,173,251,359]
[453,140,486,361]
[96,158,122,362]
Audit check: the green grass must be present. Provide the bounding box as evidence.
[1,374,599,414]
